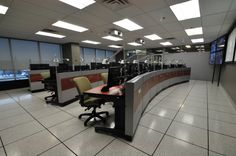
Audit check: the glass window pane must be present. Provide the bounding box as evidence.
[11,39,39,80]
[84,48,95,65]
[96,49,106,62]
[106,50,115,62]
[80,47,84,65]
[0,38,14,81]
[40,42,61,66]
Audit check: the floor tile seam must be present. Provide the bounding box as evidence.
[206,81,210,156]
[94,138,117,156]
[145,112,174,120]
[0,136,7,156]
[0,119,36,132]
[151,82,196,156]
[0,106,23,114]
[117,138,152,156]
[144,84,186,115]
[6,93,78,156]
[208,130,236,139]
[3,129,46,147]
[208,118,236,126]
[37,142,65,156]
[56,106,82,118]
[28,107,75,120]
[0,111,30,122]
[207,109,236,116]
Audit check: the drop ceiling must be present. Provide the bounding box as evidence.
[0,0,235,50]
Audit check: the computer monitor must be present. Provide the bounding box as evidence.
[107,66,121,88]
[101,66,121,92]
[30,64,49,70]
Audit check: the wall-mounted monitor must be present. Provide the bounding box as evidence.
[209,40,217,64]
[225,27,236,62]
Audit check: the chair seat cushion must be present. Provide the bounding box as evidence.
[83,97,104,107]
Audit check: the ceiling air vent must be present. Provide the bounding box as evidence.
[103,0,129,5]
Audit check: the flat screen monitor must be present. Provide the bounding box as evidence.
[217,36,226,51]
[107,66,121,88]
[225,27,236,62]
[30,64,50,70]
[215,51,223,65]
[211,40,217,53]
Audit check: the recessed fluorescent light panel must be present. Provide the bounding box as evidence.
[102,35,123,41]
[35,31,65,38]
[160,42,173,46]
[170,0,200,21]
[109,45,123,48]
[128,42,142,46]
[0,5,8,14]
[144,34,162,40]
[185,45,191,48]
[113,19,143,31]
[82,40,101,45]
[52,21,88,32]
[191,38,204,43]
[59,0,95,9]
[185,27,203,36]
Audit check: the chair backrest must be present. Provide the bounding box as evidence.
[40,71,50,80]
[101,73,108,84]
[73,77,92,96]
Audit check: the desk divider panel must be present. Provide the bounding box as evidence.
[29,69,50,92]
[125,68,191,138]
[56,69,108,104]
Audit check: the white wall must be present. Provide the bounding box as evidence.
[164,52,213,81]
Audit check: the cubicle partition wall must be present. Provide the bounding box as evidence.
[56,69,108,105]
[29,69,49,92]
[125,68,191,138]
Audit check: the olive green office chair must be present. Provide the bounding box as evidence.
[73,77,109,126]
[101,73,108,84]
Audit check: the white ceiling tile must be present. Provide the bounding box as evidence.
[203,25,221,39]
[180,18,202,29]
[218,24,232,36]
[68,12,107,26]
[202,13,226,27]
[148,7,178,24]
[21,0,78,15]
[224,10,236,25]
[131,14,157,27]
[84,3,122,22]
[130,0,168,12]
[116,5,144,17]
[165,0,189,6]
[199,0,232,16]
[162,22,184,32]
[10,0,66,20]
[229,0,236,11]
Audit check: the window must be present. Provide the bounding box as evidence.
[106,50,115,62]
[96,49,106,62]
[80,47,85,64]
[11,39,40,80]
[83,48,95,65]
[40,43,61,66]
[0,38,14,81]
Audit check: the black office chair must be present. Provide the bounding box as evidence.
[73,77,109,126]
[41,67,57,104]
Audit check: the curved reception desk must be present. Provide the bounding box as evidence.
[124,68,191,139]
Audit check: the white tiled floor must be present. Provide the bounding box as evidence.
[0,80,236,155]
